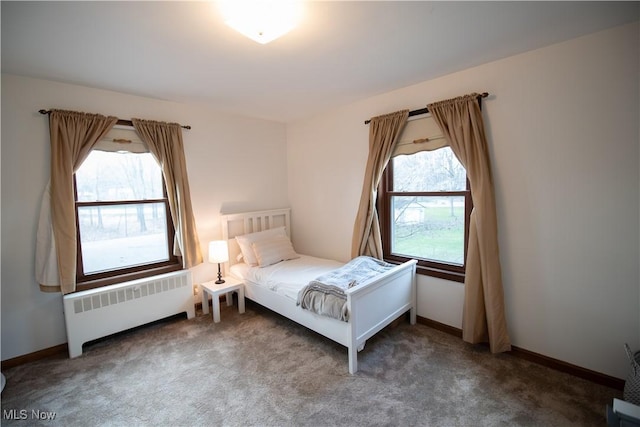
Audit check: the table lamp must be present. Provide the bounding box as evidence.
[209,240,229,284]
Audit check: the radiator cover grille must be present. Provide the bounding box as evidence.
[72,274,188,314]
[63,270,195,358]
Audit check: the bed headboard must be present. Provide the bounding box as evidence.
[220,208,291,268]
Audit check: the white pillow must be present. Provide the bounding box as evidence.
[235,226,287,267]
[251,234,299,267]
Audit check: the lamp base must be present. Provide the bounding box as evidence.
[215,263,225,284]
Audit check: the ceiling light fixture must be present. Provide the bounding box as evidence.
[218,0,303,44]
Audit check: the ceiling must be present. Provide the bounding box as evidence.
[2,1,638,123]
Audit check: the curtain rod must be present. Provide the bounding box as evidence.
[38,109,192,130]
[363,92,489,125]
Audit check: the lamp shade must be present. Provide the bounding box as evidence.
[208,240,229,264]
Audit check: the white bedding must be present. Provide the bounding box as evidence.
[230,255,343,302]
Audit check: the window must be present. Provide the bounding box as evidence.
[74,143,179,290]
[379,146,472,282]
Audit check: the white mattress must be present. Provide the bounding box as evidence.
[229,255,343,302]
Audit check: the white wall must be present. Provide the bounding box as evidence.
[287,22,639,379]
[2,23,638,381]
[1,74,289,361]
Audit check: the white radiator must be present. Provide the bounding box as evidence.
[63,270,195,358]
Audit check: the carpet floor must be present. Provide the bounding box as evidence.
[1,299,620,426]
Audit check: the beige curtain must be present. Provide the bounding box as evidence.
[132,119,203,268]
[38,110,117,294]
[351,110,409,259]
[428,93,511,353]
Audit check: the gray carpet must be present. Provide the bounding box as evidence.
[1,299,620,426]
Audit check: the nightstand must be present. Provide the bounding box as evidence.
[200,276,245,323]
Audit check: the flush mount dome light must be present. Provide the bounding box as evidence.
[218,0,303,44]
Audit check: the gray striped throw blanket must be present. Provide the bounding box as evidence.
[297,256,394,321]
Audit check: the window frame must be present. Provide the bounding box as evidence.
[73,160,181,292]
[378,153,472,283]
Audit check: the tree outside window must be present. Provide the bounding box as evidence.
[74,150,179,289]
[380,147,472,282]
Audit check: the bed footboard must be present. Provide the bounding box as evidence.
[345,259,417,374]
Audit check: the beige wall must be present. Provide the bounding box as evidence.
[0,75,289,360]
[2,22,638,381]
[286,22,640,379]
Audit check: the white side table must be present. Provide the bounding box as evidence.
[200,277,245,323]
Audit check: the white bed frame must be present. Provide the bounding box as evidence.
[221,208,417,374]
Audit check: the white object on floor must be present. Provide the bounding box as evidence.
[200,277,245,323]
[608,398,640,426]
[63,270,196,358]
[614,398,640,418]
